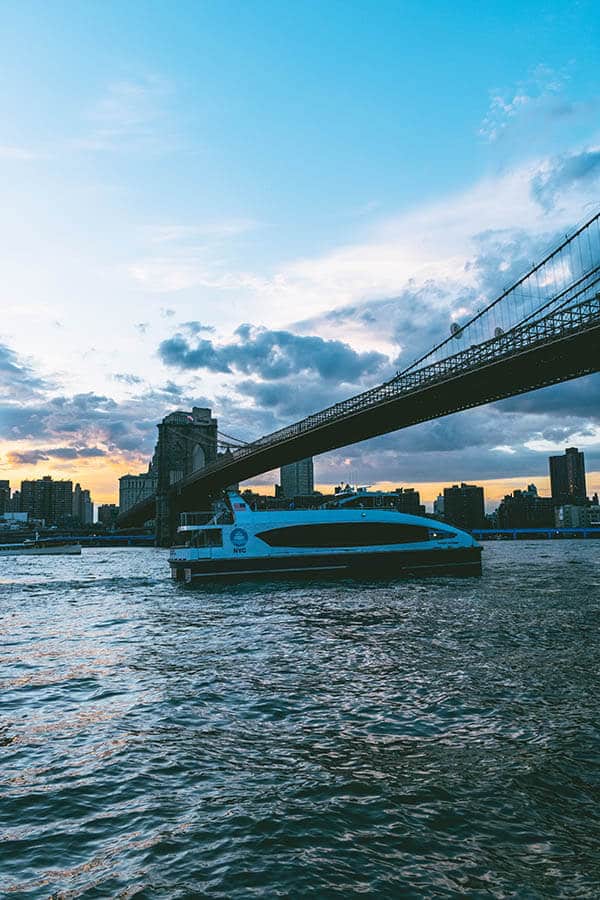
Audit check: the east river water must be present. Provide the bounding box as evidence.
[1,542,599,898]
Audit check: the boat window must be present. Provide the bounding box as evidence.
[428,530,457,540]
[256,522,429,548]
[191,528,223,548]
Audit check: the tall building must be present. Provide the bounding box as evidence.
[496,484,554,529]
[97,504,120,528]
[72,483,94,525]
[392,488,425,516]
[549,447,587,506]
[20,476,73,525]
[280,458,314,499]
[443,483,485,531]
[556,505,600,528]
[0,480,10,516]
[433,493,445,518]
[119,465,158,514]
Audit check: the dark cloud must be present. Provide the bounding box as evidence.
[0,342,51,399]
[160,335,230,373]
[237,378,356,422]
[531,149,600,210]
[113,373,144,385]
[7,446,106,465]
[5,449,50,466]
[497,374,600,423]
[179,321,215,335]
[159,325,389,383]
[315,412,600,488]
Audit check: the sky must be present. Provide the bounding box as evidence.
[1,0,599,510]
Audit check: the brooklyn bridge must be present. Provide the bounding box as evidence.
[118,210,600,543]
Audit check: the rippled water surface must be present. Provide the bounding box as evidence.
[1,543,600,898]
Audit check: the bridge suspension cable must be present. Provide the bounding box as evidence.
[397,208,600,375]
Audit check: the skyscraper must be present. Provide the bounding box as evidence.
[98,504,120,528]
[0,480,10,516]
[549,447,587,506]
[73,483,94,525]
[443,483,485,531]
[119,466,158,513]
[496,483,554,528]
[20,476,73,525]
[280,458,314,499]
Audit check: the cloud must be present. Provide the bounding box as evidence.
[159,325,390,383]
[128,220,262,293]
[77,76,175,154]
[478,65,569,143]
[313,407,600,488]
[497,374,600,422]
[113,373,144,385]
[531,148,600,210]
[6,446,107,465]
[147,221,260,243]
[236,377,354,421]
[0,342,51,399]
[179,321,215,335]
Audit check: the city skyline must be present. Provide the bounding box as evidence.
[1,2,599,503]
[1,444,596,519]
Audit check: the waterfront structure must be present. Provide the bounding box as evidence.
[72,484,93,525]
[20,476,73,526]
[549,447,587,506]
[443,483,485,531]
[0,537,81,556]
[97,504,120,528]
[155,407,219,545]
[496,484,554,529]
[0,480,10,516]
[555,504,600,528]
[280,458,314,499]
[0,511,28,529]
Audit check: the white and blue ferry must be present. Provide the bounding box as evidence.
[169,491,482,582]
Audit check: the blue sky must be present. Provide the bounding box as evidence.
[1,1,599,504]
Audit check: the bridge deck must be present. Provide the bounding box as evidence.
[118,291,600,527]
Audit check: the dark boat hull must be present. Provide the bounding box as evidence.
[170,546,482,582]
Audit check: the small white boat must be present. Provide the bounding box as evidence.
[169,491,482,582]
[0,538,82,556]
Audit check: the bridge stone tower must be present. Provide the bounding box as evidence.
[155,407,218,546]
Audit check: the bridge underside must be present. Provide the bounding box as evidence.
[119,321,600,530]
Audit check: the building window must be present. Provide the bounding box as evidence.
[256,522,429,548]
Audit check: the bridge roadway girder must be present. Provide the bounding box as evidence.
[119,323,600,529]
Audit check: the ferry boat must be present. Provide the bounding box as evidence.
[169,491,482,582]
[0,537,82,556]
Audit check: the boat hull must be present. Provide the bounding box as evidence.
[0,544,82,556]
[170,546,482,582]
